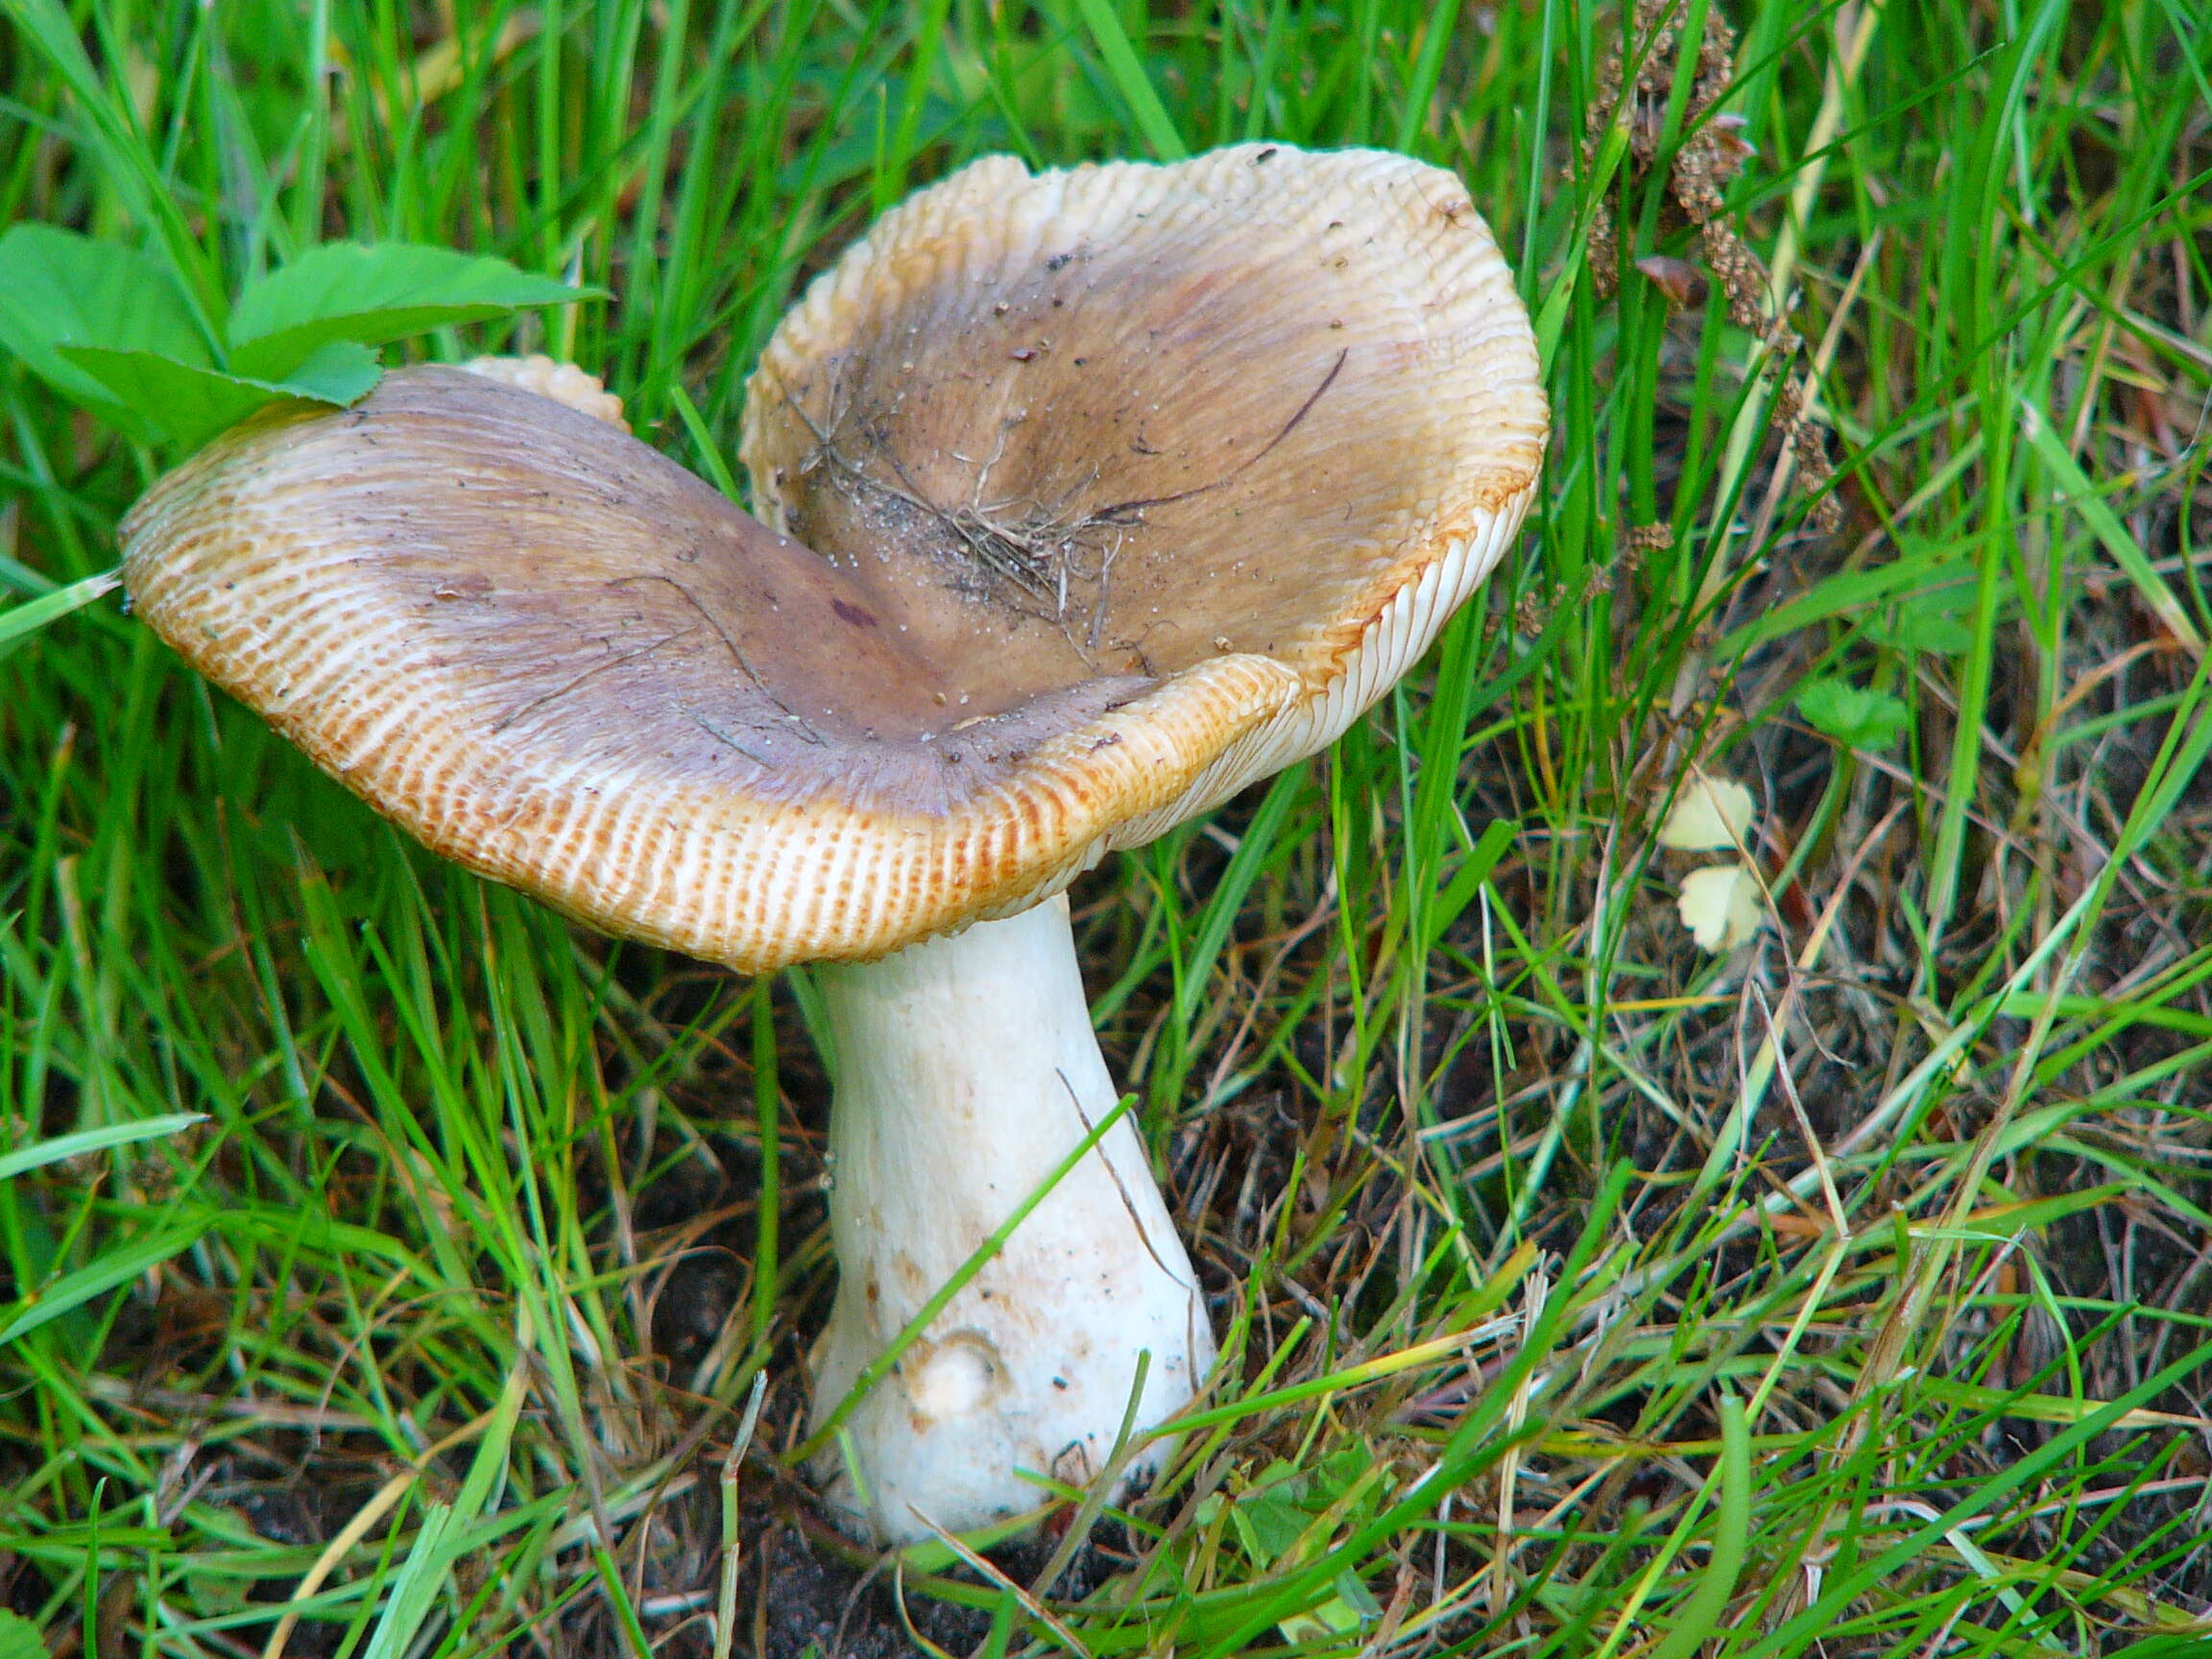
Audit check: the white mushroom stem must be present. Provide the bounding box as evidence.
[807,894,1214,1543]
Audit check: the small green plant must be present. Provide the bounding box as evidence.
[0,1609,43,1659]
[1794,674,1911,750]
[1187,1448,1388,1644]
[0,228,589,450]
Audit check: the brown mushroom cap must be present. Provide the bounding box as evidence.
[744,146,1545,708]
[120,145,1545,972]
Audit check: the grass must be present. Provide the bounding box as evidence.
[5,0,2212,1654]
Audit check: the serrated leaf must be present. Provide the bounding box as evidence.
[58,347,276,446]
[228,243,592,380]
[56,345,378,449]
[1796,677,1910,750]
[271,338,384,404]
[0,224,211,435]
[1313,1444,1374,1493]
[0,1609,46,1659]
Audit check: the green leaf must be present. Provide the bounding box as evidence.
[1066,0,1188,160]
[0,569,122,661]
[1868,589,1977,656]
[228,244,592,380]
[0,1112,199,1185]
[2018,391,2205,655]
[1796,677,1910,751]
[360,1502,462,1659]
[1337,1569,1382,1620]
[1276,1594,1365,1644]
[1646,1393,1750,1659]
[0,1220,210,1346]
[1230,1485,1309,1566]
[1277,1570,1382,1645]
[55,344,379,449]
[0,1609,47,1659]
[265,339,385,404]
[57,348,293,449]
[1718,535,1971,658]
[0,224,211,435]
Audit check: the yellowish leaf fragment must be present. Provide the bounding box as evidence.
[1659,774,1756,852]
[1678,864,1765,951]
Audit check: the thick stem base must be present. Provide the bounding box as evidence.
[807,897,1214,1542]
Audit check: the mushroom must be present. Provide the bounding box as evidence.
[119,145,1547,1543]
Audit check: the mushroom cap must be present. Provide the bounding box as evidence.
[121,145,1545,973]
